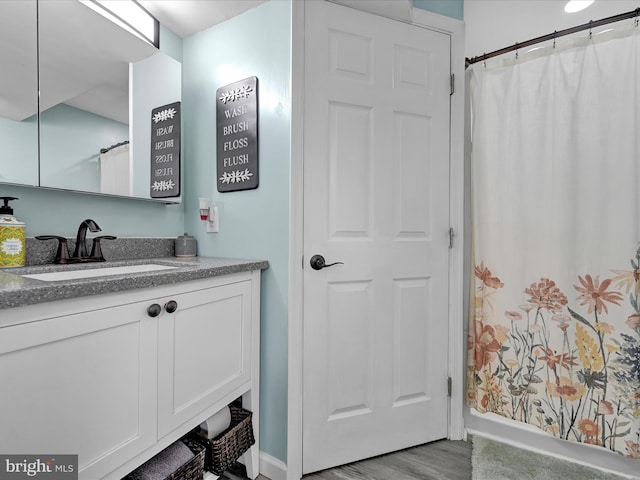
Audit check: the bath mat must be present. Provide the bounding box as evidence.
[472,436,632,480]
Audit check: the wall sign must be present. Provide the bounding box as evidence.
[150,101,181,198]
[216,77,259,192]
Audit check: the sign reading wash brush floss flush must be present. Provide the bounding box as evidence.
[150,102,181,198]
[216,77,259,192]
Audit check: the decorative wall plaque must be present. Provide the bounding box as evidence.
[216,77,259,192]
[150,101,181,198]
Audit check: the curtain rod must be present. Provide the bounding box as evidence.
[100,140,129,154]
[466,7,640,67]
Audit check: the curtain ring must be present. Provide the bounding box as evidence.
[515,42,519,59]
[589,20,593,38]
[483,53,487,68]
[635,8,639,27]
[553,30,557,48]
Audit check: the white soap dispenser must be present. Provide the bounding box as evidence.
[0,196,26,268]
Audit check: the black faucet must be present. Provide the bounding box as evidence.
[35,219,117,264]
[73,219,101,258]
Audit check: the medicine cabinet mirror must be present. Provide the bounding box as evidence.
[0,0,181,203]
[0,0,38,187]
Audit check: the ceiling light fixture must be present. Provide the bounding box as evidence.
[564,0,595,13]
[79,0,159,47]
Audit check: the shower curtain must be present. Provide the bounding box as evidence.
[468,25,640,458]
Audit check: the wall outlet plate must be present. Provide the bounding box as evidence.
[206,206,219,233]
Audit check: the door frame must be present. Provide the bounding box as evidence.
[287,3,466,480]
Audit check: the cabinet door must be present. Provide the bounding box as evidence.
[0,301,157,480]
[157,281,252,437]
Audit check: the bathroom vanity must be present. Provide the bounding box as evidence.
[0,257,267,479]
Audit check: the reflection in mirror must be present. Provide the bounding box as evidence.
[131,53,182,199]
[0,0,38,186]
[38,0,181,201]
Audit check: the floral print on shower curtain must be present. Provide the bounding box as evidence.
[469,258,640,457]
[467,27,640,458]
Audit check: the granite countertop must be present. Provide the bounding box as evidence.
[0,257,269,310]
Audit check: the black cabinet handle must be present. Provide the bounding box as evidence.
[310,254,344,271]
[164,300,178,314]
[147,303,162,317]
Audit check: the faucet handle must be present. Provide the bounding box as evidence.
[35,235,71,264]
[89,235,117,261]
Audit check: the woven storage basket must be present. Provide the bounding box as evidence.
[191,405,255,476]
[125,436,205,480]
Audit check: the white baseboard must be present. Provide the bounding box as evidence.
[204,451,287,480]
[259,451,287,480]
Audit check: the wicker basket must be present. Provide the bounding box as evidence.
[191,405,255,476]
[125,436,205,480]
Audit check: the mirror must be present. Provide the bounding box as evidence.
[0,0,181,202]
[0,0,38,187]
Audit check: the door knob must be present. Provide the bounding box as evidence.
[147,303,162,317]
[310,254,344,270]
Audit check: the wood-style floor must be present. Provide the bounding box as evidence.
[302,440,471,480]
[226,439,471,480]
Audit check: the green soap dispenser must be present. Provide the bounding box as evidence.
[0,197,26,268]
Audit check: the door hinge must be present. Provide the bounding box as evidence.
[447,377,452,397]
[450,73,455,95]
[448,227,454,249]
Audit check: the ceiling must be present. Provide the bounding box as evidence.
[138,0,268,38]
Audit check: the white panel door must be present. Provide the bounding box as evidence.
[303,1,451,473]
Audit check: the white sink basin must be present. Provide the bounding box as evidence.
[21,264,178,282]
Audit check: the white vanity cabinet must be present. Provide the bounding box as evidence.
[0,270,261,480]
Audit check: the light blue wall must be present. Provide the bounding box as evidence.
[182,0,290,463]
[413,0,463,20]
[0,183,184,238]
